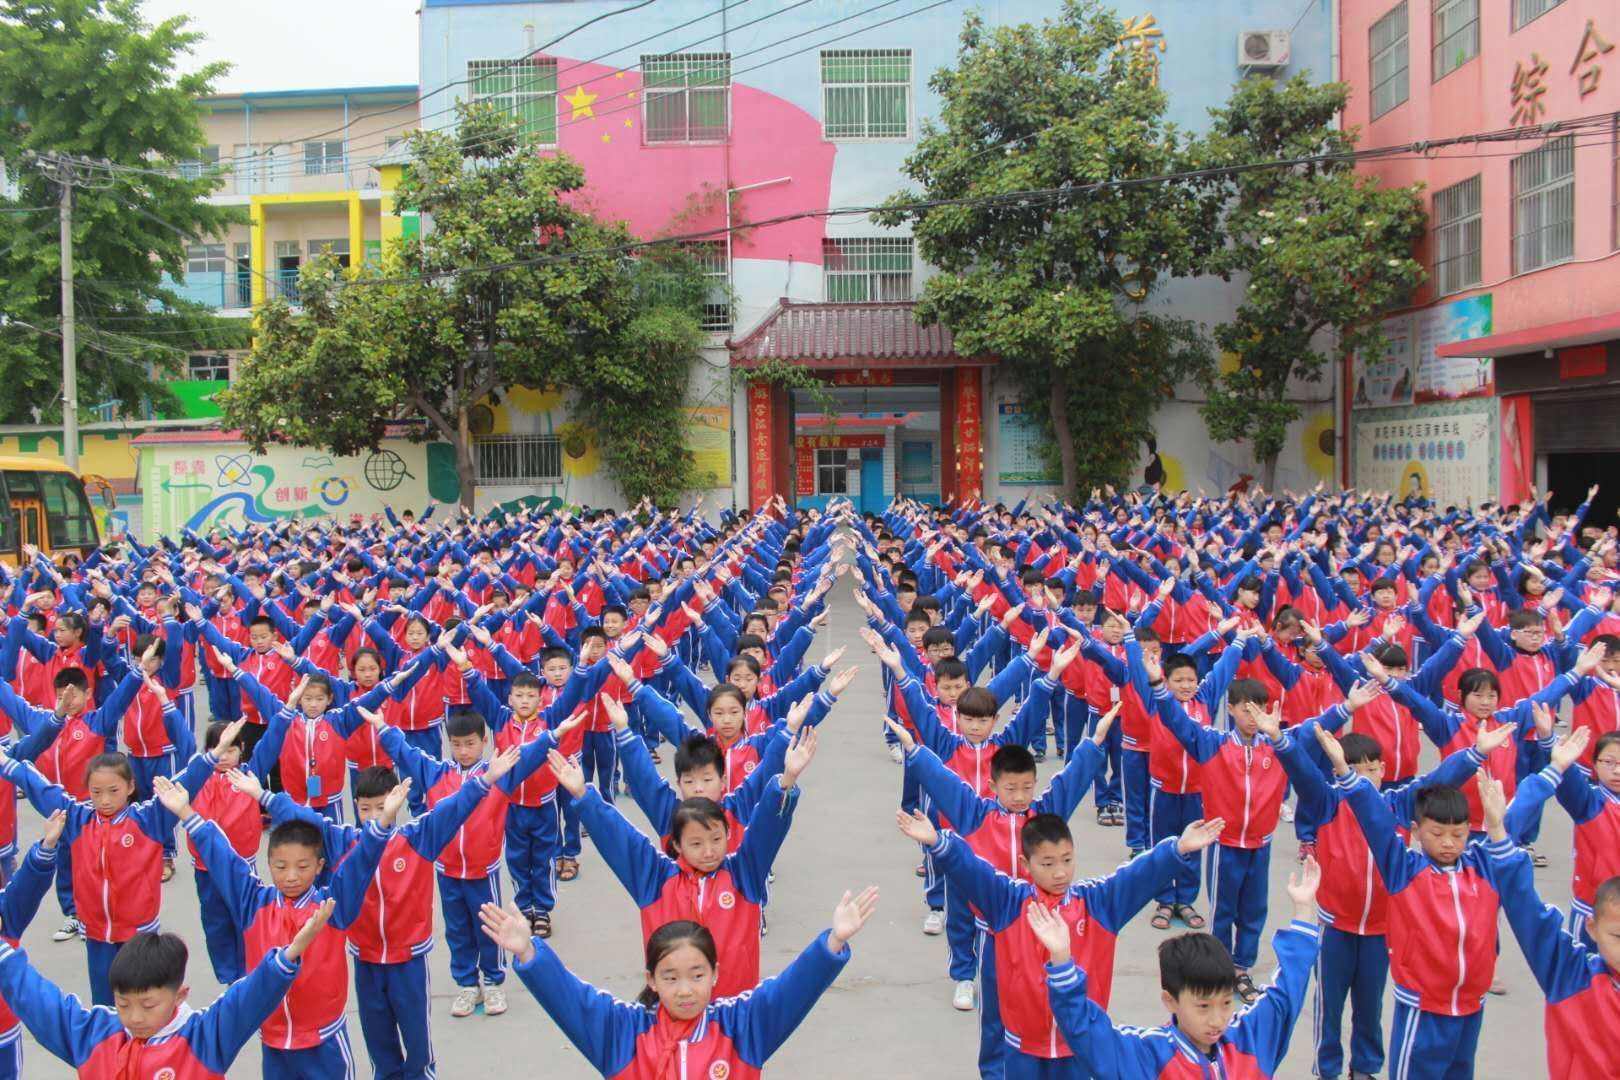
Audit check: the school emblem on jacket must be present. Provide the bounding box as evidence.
[1261,755,1272,769]
[71,729,83,741]
[155,1070,177,1080]
[709,1061,731,1080]
[717,891,736,910]
[120,834,134,847]
[393,857,407,873]
[743,760,756,774]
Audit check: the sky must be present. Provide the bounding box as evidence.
[138,0,422,92]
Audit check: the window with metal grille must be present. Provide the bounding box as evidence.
[821,49,911,139]
[234,242,252,307]
[187,353,231,381]
[680,240,731,331]
[303,140,345,176]
[307,238,350,269]
[642,53,730,142]
[179,146,219,180]
[1369,3,1410,119]
[815,449,849,494]
[1512,135,1575,274]
[475,434,563,484]
[1432,175,1482,296]
[186,244,226,275]
[1432,0,1478,80]
[469,58,558,146]
[823,237,914,301]
[1512,0,1563,30]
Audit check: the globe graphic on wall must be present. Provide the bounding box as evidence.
[364,450,410,492]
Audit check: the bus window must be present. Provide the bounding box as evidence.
[38,471,98,549]
[4,470,44,550]
[0,471,12,553]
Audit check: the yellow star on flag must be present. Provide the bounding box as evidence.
[601,132,612,143]
[624,118,633,127]
[564,85,598,120]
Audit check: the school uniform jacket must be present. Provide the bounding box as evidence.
[512,929,848,1080]
[926,832,1194,1060]
[0,673,141,800]
[1153,688,1286,849]
[0,843,65,1048]
[1489,840,1620,1079]
[615,725,787,856]
[260,775,494,964]
[1044,920,1320,1078]
[174,752,263,874]
[574,778,798,1000]
[0,941,301,1079]
[1508,764,1620,922]
[463,664,602,806]
[1337,771,1518,1016]
[181,814,392,1050]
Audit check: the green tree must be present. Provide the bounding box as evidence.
[219,103,707,509]
[1193,74,1426,488]
[875,0,1218,494]
[0,0,246,423]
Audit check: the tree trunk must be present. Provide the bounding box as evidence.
[1259,451,1279,492]
[455,406,477,512]
[1049,376,1079,497]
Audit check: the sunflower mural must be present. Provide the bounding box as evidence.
[556,422,601,479]
[1301,410,1335,482]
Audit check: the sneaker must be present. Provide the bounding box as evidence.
[161,857,176,883]
[528,910,551,939]
[1279,801,1295,824]
[952,979,976,1011]
[915,862,927,878]
[450,985,482,1018]
[482,986,508,1016]
[889,744,905,764]
[922,909,945,936]
[1527,845,1548,868]
[52,917,82,943]
[760,910,769,937]
[1488,979,1508,996]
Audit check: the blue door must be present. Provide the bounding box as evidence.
[859,448,885,514]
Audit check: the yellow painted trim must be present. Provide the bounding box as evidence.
[249,200,267,312]
[347,194,363,277]
[249,190,364,207]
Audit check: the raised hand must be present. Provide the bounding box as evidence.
[285,899,336,963]
[381,779,412,822]
[547,749,587,798]
[1177,818,1225,855]
[895,807,939,847]
[1091,702,1121,745]
[883,717,917,754]
[1476,721,1518,757]
[1345,679,1382,713]
[781,728,819,790]
[1251,703,1283,742]
[1550,725,1591,772]
[1047,638,1082,682]
[479,901,537,965]
[39,809,67,850]
[821,645,847,670]
[484,745,523,785]
[825,665,860,698]
[827,885,881,952]
[1359,652,1390,684]
[1575,641,1609,677]
[1478,772,1509,841]
[224,768,267,801]
[1285,856,1322,921]
[151,775,193,820]
[606,653,637,687]
[1024,901,1072,966]
[1314,726,1350,776]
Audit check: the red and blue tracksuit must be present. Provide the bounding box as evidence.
[1488,838,1620,1079]
[1129,641,1244,908]
[260,766,498,1080]
[1274,711,1485,1080]
[1043,919,1321,1078]
[0,842,68,1078]
[181,810,393,1078]
[1336,771,1520,1080]
[510,928,849,1078]
[0,939,303,1079]
[616,724,789,855]
[573,775,799,999]
[1,724,190,1007]
[906,740,1101,1080]
[924,830,1195,1078]
[900,672,1056,991]
[1152,686,1287,971]
[1505,761,1620,946]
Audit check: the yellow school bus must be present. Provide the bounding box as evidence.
[0,456,101,566]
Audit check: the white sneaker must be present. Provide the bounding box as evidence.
[952,979,976,1011]
[482,986,508,1016]
[52,917,82,943]
[450,985,483,1018]
[1279,801,1295,824]
[889,744,904,764]
[922,909,945,936]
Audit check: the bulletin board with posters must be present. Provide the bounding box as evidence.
[997,401,1059,485]
[1351,398,1497,506]
[1413,294,1494,403]
[1351,315,1416,409]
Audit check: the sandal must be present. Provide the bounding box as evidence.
[556,857,580,882]
[1173,904,1206,929]
[1235,972,1260,1005]
[160,857,175,884]
[1150,904,1173,930]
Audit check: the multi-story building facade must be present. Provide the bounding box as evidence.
[1343,0,1620,518]
[419,0,1342,512]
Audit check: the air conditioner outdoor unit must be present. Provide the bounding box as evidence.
[1238,30,1290,69]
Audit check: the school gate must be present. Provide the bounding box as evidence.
[730,300,996,513]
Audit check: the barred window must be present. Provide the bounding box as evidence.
[816,449,849,494]
[475,434,563,485]
[1512,135,1575,274]
[179,145,219,180]
[186,244,226,275]
[1431,0,1478,81]
[642,53,730,143]
[1369,3,1410,120]
[821,49,911,139]
[1432,175,1481,296]
[823,237,914,301]
[187,353,231,381]
[1512,0,1563,31]
[469,58,558,146]
[681,240,731,331]
[303,140,345,176]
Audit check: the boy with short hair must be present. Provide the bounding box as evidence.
[1034,857,1322,1078]
[0,912,332,1078]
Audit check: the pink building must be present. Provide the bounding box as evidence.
[1341,0,1620,518]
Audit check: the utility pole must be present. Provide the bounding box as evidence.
[56,157,78,470]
